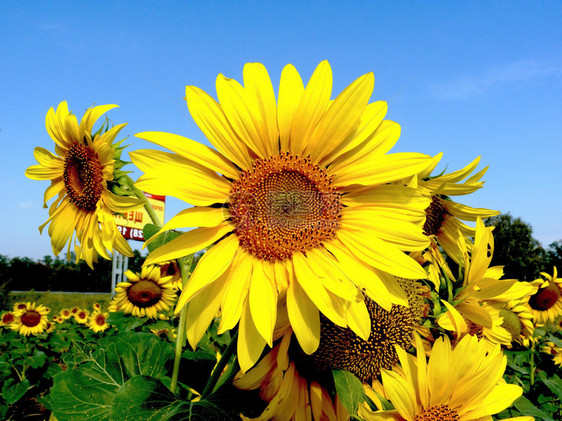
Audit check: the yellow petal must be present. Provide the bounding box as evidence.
[238,298,267,373]
[218,251,253,333]
[277,64,304,152]
[249,261,278,346]
[286,274,320,354]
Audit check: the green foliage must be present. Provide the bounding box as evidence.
[485,213,546,281]
[333,369,366,416]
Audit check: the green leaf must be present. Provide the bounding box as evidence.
[143,224,182,253]
[27,349,47,369]
[50,369,117,421]
[111,375,190,420]
[541,374,562,401]
[513,395,555,421]
[332,369,365,415]
[1,378,31,405]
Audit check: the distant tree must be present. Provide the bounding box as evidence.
[545,240,562,272]
[485,213,546,282]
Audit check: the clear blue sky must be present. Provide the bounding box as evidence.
[1,1,561,260]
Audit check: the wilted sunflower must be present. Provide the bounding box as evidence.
[416,156,499,264]
[528,267,562,325]
[111,265,176,318]
[88,310,110,332]
[74,309,89,324]
[13,303,50,336]
[131,61,434,370]
[363,334,525,421]
[25,101,144,268]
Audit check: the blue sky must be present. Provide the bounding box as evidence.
[1,1,561,260]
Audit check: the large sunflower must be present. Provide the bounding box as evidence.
[131,61,434,371]
[363,334,526,421]
[528,266,562,325]
[111,265,176,319]
[13,303,50,336]
[25,101,144,268]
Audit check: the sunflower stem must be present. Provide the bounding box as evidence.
[123,175,162,227]
[170,255,193,395]
[201,330,239,400]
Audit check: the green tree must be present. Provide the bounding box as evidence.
[545,240,562,272]
[484,213,545,282]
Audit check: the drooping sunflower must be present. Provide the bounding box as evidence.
[363,334,525,421]
[131,61,434,370]
[416,156,499,264]
[13,303,50,336]
[88,310,110,332]
[528,266,562,325]
[234,332,350,421]
[74,309,89,324]
[111,265,176,319]
[25,101,144,268]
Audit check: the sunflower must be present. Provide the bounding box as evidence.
[92,303,102,311]
[13,303,50,336]
[25,101,144,268]
[528,267,562,325]
[542,341,562,367]
[363,334,525,421]
[12,301,31,312]
[234,332,349,421]
[131,61,434,370]
[59,308,72,319]
[159,260,183,290]
[0,311,16,328]
[88,310,110,332]
[416,156,499,264]
[74,309,89,324]
[111,265,176,318]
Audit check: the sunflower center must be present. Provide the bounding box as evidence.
[423,195,447,236]
[466,319,484,339]
[500,309,522,339]
[78,311,87,319]
[529,282,561,311]
[293,297,418,383]
[415,404,459,421]
[127,280,163,308]
[63,143,104,212]
[16,303,27,310]
[229,153,341,262]
[2,313,15,324]
[95,314,106,326]
[21,310,42,327]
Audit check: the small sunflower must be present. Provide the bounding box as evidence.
[132,61,434,370]
[71,307,79,315]
[363,334,524,421]
[416,156,499,264]
[59,308,72,319]
[88,311,110,332]
[74,309,89,324]
[12,301,31,312]
[234,333,349,421]
[92,303,102,311]
[0,311,16,328]
[528,267,562,325]
[25,101,144,268]
[542,341,562,367]
[13,303,50,336]
[159,260,183,290]
[111,265,176,318]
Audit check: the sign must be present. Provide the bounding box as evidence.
[115,193,166,242]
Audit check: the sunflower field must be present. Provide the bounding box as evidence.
[1,61,561,420]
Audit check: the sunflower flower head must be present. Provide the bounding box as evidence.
[111,265,177,319]
[131,61,435,371]
[74,309,90,324]
[13,302,50,336]
[25,101,144,268]
[88,310,110,332]
[0,311,16,328]
[528,267,562,325]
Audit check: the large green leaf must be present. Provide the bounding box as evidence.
[332,369,365,415]
[143,223,182,253]
[513,395,555,421]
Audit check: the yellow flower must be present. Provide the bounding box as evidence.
[12,301,31,312]
[0,311,16,328]
[74,309,89,324]
[542,341,562,367]
[88,310,110,332]
[131,61,434,371]
[234,332,349,421]
[417,156,499,263]
[59,308,72,319]
[111,265,176,319]
[13,303,50,336]
[364,334,524,421]
[25,101,143,268]
[528,267,562,325]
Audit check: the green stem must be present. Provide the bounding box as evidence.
[200,330,239,400]
[529,351,535,387]
[170,256,193,394]
[124,175,162,227]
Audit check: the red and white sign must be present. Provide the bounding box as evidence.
[115,193,165,242]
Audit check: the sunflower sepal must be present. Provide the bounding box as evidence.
[332,369,366,416]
